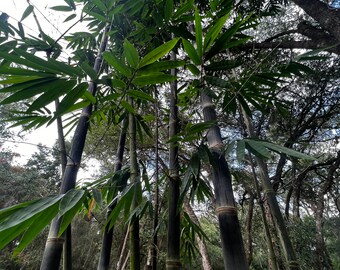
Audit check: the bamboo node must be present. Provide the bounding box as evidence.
[288,260,300,267]
[216,206,237,215]
[201,102,215,110]
[80,112,91,118]
[46,237,64,243]
[166,259,181,267]
[208,142,224,151]
[66,162,80,167]
[264,189,275,194]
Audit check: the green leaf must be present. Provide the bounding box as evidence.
[194,8,202,59]
[0,200,37,222]
[182,39,200,65]
[123,39,139,68]
[59,191,86,236]
[164,0,173,23]
[14,203,59,255]
[138,60,186,73]
[59,189,85,217]
[56,82,89,116]
[21,5,34,21]
[110,79,126,89]
[64,13,77,22]
[205,19,243,60]
[245,139,271,159]
[132,73,176,86]
[127,90,155,102]
[102,52,132,77]
[173,0,193,18]
[187,64,200,76]
[0,195,63,250]
[1,78,59,104]
[80,62,97,80]
[121,100,135,113]
[236,140,245,162]
[139,38,179,68]
[50,5,74,12]
[92,0,107,12]
[28,80,77,112]
[204,11,230,51]
[92,189,103,206]
[83,91,96,104]
[260,141,315,160]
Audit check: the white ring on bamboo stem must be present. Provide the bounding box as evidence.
[80,112,91,118]
[201,102,215,110]
[208,142,224,150]
[216,206,237,215]
[66,162,80,167]
[46,237,64,243]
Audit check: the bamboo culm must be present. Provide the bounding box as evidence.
[166,51,181,270]
[97,119,128,270]
[40,23,110,270]
[200,91,248,270]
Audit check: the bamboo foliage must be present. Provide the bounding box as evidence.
[0,1,332,270]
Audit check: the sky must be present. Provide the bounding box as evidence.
[0,0,101,179]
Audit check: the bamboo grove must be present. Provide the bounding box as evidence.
[0,0,339,269]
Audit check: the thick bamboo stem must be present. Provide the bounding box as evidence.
[166,51,181,270]
[241,109,299,270]
[129,98,140,270]
[40,23,110,270]
[200,91,248,270]
[98,119,127,270]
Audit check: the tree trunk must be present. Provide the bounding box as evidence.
[241,109,299,270]
[40,23,110,270]
[166,51,181,270]
[152,91,160,270]
[244,194,254,266]
[55,98,72,270]
[129,98,140,270]
[98,119,127,270]
[249,156,278,270]
[183,200,213,270]
[200,91,248,270]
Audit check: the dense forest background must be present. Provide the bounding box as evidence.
[0,0,339,269]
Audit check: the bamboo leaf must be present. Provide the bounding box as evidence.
[123,39,139,68]
[80,61,97,80]
[102,52,132,77]
[28,80,77,112]
[245,139,271,159]
[260,141,315,160]
[92,0,107,12]
[1,78,60,104]
[173,0,193,18]
[59,191,86,236]
[204,11,230,51]
[50,5,74,12]
[138,60,186,73]
[132,74,176,86]
[64,13,77,22]
[194,8,202,59]
[236,140,245,162]
[59,189,86,217]
[14,203,59,255]
[164,0,173,23]
[182,39,200,65]
[21,5,34,21]
[127,90,155,102]
[56,82,88,116]
[139,38,179,68]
